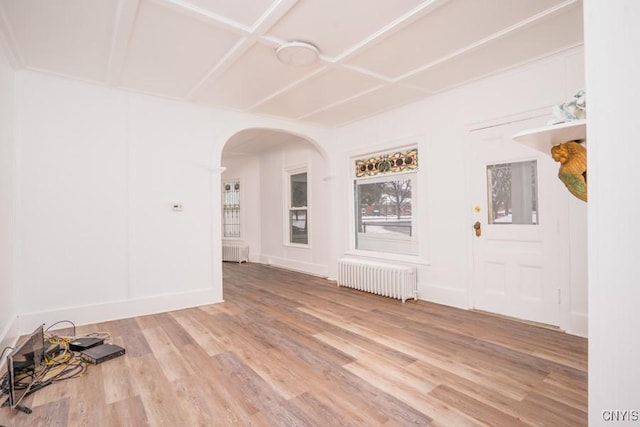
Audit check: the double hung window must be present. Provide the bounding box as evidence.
[353,148,418,256]
[288,171,308,245]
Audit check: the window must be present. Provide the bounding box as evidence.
[288,171,308,245]
[353,148,418,256]
[486,160,538,225]
[223,181,240,238]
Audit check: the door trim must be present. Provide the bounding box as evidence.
[466,111,571,330]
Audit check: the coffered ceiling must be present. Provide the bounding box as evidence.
[0,0,583,127]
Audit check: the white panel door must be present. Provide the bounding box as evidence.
[470,117,564,326]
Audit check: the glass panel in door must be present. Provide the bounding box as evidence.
[486,160,538,225]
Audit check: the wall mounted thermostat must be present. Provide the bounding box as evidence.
[171,203,183,212]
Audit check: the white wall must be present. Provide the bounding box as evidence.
[257,140,330,277]
[329,46,587,335]
[568,195,588,335]
[13,71,330,332]
[585,1,640,424]
[221,137,331,277]
[15,73,214,330]
[0,41,18,350]
[6,47,588,341]
[17,72,129,317]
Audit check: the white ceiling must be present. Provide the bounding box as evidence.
[0,0,583,131]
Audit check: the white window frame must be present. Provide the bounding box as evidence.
[284,165,310,247]
[222,179,241,239]
[347,146,422,262]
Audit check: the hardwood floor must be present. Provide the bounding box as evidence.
[1,262,587,426]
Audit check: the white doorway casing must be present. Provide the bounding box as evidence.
[468,113,586,332]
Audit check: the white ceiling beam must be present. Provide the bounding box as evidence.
[245,65,327,112]
[396,0,581,83]
[331,0,450,64]
[250,0,300,34]
[185,0,300,100]
[153,0,253,36]
[106,0,141,84]
[185,36,255,99]
[0,1,24,68]
[294,84,386,121]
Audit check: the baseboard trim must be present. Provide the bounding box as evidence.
[0,316,19,370]
[15,288,221,335]
[258,255,328,278]
[568,311,588,337]
[419,284,468,309]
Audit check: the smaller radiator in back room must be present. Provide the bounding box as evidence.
[222,242,249,263]
[337,258,417,303]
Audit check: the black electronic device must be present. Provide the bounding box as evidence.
[80,344,125,365]
[68,337,104,352]
[2,324,46,414]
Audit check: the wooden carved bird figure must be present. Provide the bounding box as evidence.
[551,141,587,202]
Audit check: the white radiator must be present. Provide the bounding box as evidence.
[337,258,417,303]
[222,241,249,263]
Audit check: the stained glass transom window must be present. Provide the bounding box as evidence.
[353,147,419,256]
[355,148,418,178]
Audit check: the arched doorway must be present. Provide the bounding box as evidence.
[218,128,332,297]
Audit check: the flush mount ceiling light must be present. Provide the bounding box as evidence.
[276,41,319,66]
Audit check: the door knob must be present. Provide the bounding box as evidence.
[473,221,481,237]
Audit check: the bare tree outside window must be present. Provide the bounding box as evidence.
[355,175,417,255]
[486,161,537,225]
[384,180,412,220]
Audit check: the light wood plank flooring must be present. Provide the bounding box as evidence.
[1,262,587,426]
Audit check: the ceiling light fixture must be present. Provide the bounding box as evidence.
[276,41,319,66]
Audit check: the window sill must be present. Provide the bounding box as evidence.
[285,243,311,249]
[344,249,430,266]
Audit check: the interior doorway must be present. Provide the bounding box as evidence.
[219,128,331,292]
